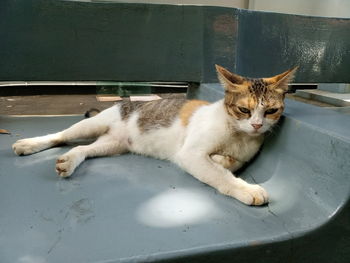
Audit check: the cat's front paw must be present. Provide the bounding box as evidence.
[56,153,81,178]
[12,138,42,156]
[235,184,269,206]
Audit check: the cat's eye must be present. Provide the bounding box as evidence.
[238,107,250,114]
[265,108,279,115]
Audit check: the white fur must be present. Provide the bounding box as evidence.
[12,100,269,206]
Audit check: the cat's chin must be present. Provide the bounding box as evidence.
[236,128,263,137]
[250,132,263,137]
[246,130,264,137]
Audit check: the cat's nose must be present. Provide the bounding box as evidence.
[251,123,263,130]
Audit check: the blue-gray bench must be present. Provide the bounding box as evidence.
[1,1,349,262]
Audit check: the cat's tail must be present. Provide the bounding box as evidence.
[84,108,101,118]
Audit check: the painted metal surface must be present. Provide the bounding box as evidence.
[236,10,350,83]
[0,1,350,262]
[0,0,203,82]
[1,93,350,262]
[1,1,350,83]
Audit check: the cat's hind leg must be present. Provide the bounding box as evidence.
[56,133,127,177]
[12,106,118,156]
[13,133,66,156]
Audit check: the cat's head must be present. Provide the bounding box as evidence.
[216,64,298,136]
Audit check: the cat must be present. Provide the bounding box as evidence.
[12,64,297,206]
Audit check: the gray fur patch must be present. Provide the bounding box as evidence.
[120,101,146,120]
[119,99,187,132]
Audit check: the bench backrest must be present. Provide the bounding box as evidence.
[1,0,349,83]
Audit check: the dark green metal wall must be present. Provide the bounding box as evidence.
[236,11,350,82]
[0,0,349,83]
[0,1,203,82]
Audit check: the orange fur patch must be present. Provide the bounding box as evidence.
[220,155,236,169]
[179,100,210,126]
[236,96,257,110]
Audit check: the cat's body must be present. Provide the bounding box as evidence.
[12,65,297,206]
[116,98,262,164]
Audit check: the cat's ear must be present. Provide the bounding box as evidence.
[215,64,245,93]
[264,66,298,94]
